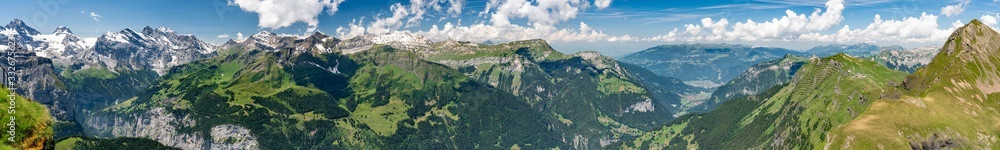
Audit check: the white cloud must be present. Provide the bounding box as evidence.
[797,13,952,43]
[365,0,466,34]
[417,21,615,42]
[334,0,963,48]
[657,0,844,42]
[941,0,971,17]
[237,32,244,40]
[89,12,101,22]
[229,0,345,32]
[952,20,965,29]
[336,18,368,38]
[594,0,612,9]
[632,0,954,46]
[482,0,589,26]
[336,0,630,43]
[217,34,230,38]
[981,14,1000,31]
[981,14,999,26]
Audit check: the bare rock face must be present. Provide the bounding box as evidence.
[83,107,259,150]
[0,49,74,122]
[210,124,259,150]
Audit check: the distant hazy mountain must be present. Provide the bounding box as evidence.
[805,43,903,57]
[691,54,808,113]
[617,53,908,149]
[618,43,804,88]
[616,19,1000,150]
[869,46,938,73]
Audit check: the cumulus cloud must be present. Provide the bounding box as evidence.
[328,0,966,50]
[575,0,848,43]
[237,32,244,40]
[363,0,466,34]
[229,0,345,32]
[981,14,999,26]
[333,0,630,43]
[981,14,1000,31]
[672,0,844,41]
[417,21,615,42]
[89,12,101,22]
[594,0,612,9]
[482,0,590,26]
[631,0,954,45]
[797,13,952,43]
[941,0,971,17]
[217,34,230,38]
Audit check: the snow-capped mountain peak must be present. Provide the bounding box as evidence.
[155,27,174,34]
[100,30,135,44]
[91,26,217,75]
[141,26,156,35]
[0,19,216,76]
[6,19,41,35]
[30,26,92,64]
[53,26,73,34]
[251,30,276,40]
[121,28,138,35]
[362,31,432,46]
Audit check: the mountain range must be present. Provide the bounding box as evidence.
[0,17,990,149]
[805,43,903,57]
[1,19,705,149]
[616,19,1000,149]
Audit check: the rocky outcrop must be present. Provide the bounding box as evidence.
[83,107,259,150]
[210,124,258,150]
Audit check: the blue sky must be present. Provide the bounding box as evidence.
[2,0,998,56]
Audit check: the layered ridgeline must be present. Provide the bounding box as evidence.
[615,20,1000,149]
[79,32,692,149]
[0,19,216,139]
[822,20,1000,149]
[618,44,802,113]
[614,53,909,149]
[690,54,808,112]
[692,46,938,113]
[619,44,803,88]
[805,43,903,57]
[422,39,700,147]
[69,26,216,103]
[870,46,939,73]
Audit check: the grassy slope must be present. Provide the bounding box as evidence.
[107,45,565,149]
[0,86,53,150]
[62,68,159,106]
[692,54,808,113]
[824,20,1000,149]
[424,40,681,148]
[615,53,908,149]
